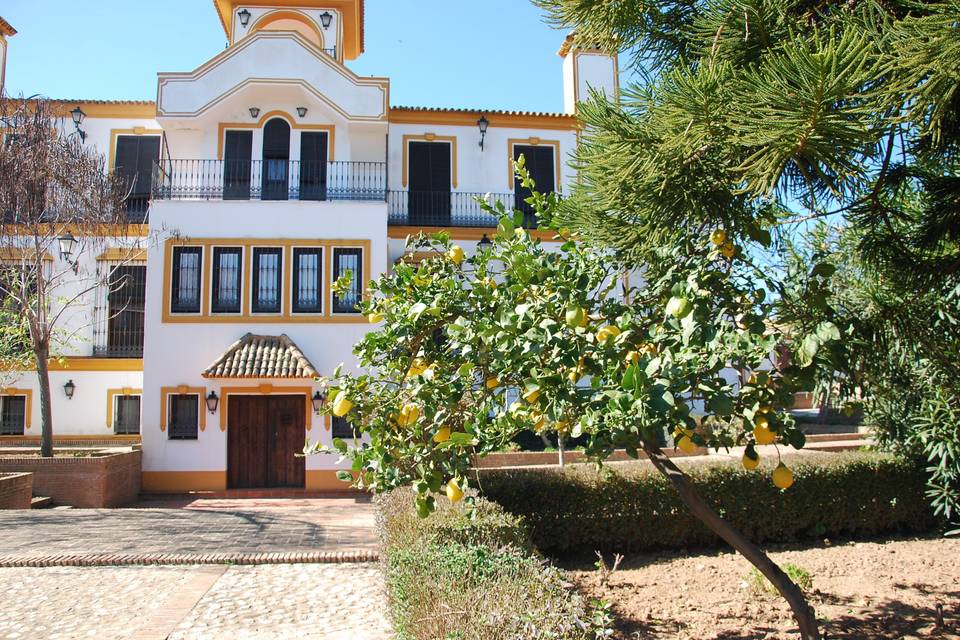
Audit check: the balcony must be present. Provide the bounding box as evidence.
[387,191,538,228]
[152,160,387,203]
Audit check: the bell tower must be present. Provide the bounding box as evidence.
[559,34,619,115]
[0,17,15,97]
[213,1,364,62]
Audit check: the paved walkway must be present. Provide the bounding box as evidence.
[0,497,377,564]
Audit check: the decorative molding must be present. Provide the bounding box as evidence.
[218,386,315,432]
[401,133,458,189]
[47,358,144,372]
[105,388,142,430]
[388,226,558,242]
[1,388,32,430]
[96,248,147,262]
[159,386,207,433]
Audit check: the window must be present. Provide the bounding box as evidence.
[513,145,556,227]
[0,396,26,436]
[212,247,243,314]
[292,248,323,314]
[114,395,141,435]
[332,415,360,439]
[103,265,146,357]
[332,247,363,314]
[171,247,202,314]
[407,141,452,226]
[114,135,161,221]
[252,248,283,314]
[168,394,199,440]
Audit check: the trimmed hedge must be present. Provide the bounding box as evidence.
[477,452,939,554]
[375,489,609,640]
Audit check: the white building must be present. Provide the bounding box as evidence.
[0,1,618,493]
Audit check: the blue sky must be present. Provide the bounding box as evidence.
[2,0,573,113]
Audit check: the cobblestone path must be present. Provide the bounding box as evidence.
[0,563,392,640]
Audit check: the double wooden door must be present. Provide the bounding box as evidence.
[227,395,306,489]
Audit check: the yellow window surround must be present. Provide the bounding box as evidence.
[96,248,147,262]
[161,237,371,324]
[507,137,562,189]
[159,386,207,433]
[401,133,458,189]
[1,388,32,430]
[108,129,164,171]
[105,388,142,430]
[217,384,316,432]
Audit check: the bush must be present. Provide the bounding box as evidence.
[478,452,940,554]
[375,489,610,640]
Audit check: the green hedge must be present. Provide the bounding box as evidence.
[375,489,609,640]
[477,452,939,554]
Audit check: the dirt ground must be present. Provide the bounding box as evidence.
[567,536,960,639]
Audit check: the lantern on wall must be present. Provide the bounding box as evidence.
[477,114,490,151]
[206,391,220,414]
[63,380,76,400]
[311,391,326,415]
[319,11,333,29]
[237,9,252,27]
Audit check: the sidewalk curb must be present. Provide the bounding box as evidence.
[0,549,379,568]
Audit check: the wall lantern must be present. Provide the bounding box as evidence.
[237,9,252,27]
[311,391,326,415]
[478,233,493,250]
[296,106,308,118]
[58,231,77,262]
[63,379,76,400]
[205,391,220,414]
[70,106,87,143]
[477,114,490,151]
[319,11,333,29]
[249,107,261,119]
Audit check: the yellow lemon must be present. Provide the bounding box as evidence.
[485,377,500,390]
[446,479,464,503]
[482,277,497,290]
[567,369,581,383]
[406,358,428,378]
[676,435,698,454]
[565,306,586,329]
[596,325,622,344]
[742,451,761,471]
[753,424,776,445]
[523,389,541,404]
[638,343,658,357]
[433,427,451,444]
[773,463,794,489]
[398,403,420,427]
[531,413,546,432]
[625,351,640,366]
[555,420,570,435]
[367,312,384,323]
[710,229,728,246]
[721,241,737,259]
[448,245,465,265]
[332,395,354,418]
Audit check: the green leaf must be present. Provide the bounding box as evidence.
[408,302,428,319]
[622,365,637,391]
[811,262,837,278]
[708,394,735,416]
[815,321,841,342]
[799,334,820,368]
[335,470,353,482]
[332,438,348,454]
[448,432,479,446]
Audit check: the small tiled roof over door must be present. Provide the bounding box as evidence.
[202,334,319,379]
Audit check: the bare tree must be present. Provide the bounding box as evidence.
[0,96,137,457]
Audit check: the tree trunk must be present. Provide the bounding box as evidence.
[641,439,821,640]
[35,344,53,458]
[557,435,565,468]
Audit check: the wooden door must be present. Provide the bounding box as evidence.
[223,131,253,200]
[299,132,328,201]
[408,141,451,225]
[227,395,306,489]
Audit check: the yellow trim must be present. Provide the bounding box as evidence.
[47,101,157,119]
[507,137,562,189]
[0,435,139,444]
[106,388,142,430]
[219,385,314,432]
[249,9,326,51]
[162,238,371,324]
[1,389,32,430]
[388,108,579,132]
[0,224,148,238]
[0,248,54,262]
[142,471,227,493]
[388,226,558,242]
[47,358,143,372]
[401,134,458,189]
[96,248,147,262]
[306,470,357,492]
[108,129,163,171]
[217,111,336,160]
[159,386,207,433]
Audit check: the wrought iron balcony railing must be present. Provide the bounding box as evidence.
[387,190,540,228]
[152,160,387,203]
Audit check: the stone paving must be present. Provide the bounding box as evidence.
[0,563,393,640]
[0,497,377,560]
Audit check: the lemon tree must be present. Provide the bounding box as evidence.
[312,166,834,636]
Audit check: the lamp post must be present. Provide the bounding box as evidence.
[477,114,490,151]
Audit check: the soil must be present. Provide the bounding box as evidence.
[566,536,960,639]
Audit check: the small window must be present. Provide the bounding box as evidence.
[0,396,26,436]
[332,247,363,314]
[171,247,203,314]
[292,248,323,314]
[331,415,360,439]
[114,395,141,435]
[252,248,283,314]
[168,394,199,440]
[212,247,243,314]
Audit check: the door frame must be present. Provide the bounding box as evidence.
[226,392,308,489]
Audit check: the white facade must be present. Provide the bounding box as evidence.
[0,1,619,492]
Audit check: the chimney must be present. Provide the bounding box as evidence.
[559,33,619,115]
[0,17,16,97]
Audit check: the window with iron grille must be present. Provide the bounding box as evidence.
[513,145,556,228]
[332,247,362,314]
[292,248,323,314]
[168,394,199,440]
[212,247,243,314]
[102,264,146,357]
[252,248,283,314]
[0,396,26,436]
[114,395,141,435]
[171,247,202,314]
[331,415,360,439]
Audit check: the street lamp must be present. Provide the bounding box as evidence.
[58,231,77,262]
[478,233,493,250]
[206,391,219,414]
[63,380,76,400]
[477,114,490,151]
[70,106,87,143]
[237,9,252,27]
[312,391,326,415]
[319,12,333,29]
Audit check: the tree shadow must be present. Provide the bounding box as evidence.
[817,587,960,639]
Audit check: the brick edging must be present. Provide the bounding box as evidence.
[0,549,379,568]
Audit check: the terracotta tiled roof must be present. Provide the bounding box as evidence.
[0,17,16,37]
[391,105,572,119]
[202,334,318,379]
